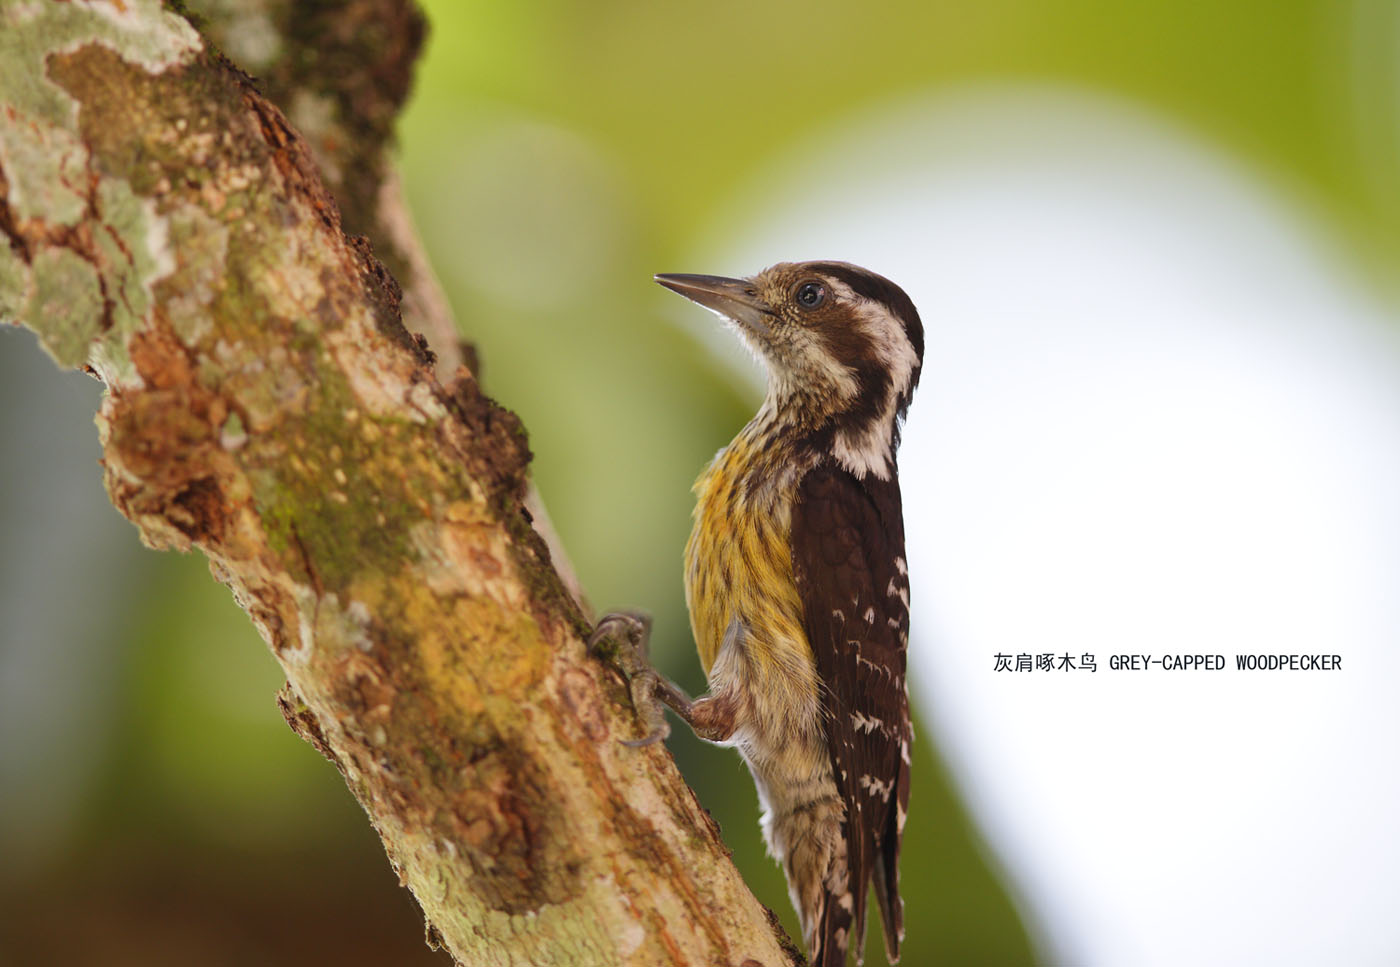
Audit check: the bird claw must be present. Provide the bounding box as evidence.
[620,721,671,748]
[588,611,652,666]
[589,611,670,746]
[620,665,672,745]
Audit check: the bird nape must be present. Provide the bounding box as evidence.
[592,261,923,967]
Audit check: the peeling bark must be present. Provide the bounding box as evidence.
[0,3,801,965]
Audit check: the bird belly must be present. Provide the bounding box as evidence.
[684,453,842,869]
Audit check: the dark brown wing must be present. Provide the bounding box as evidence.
[791,463,912,965]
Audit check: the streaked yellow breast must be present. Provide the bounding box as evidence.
[684,432,812,691]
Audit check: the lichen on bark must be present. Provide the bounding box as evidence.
[0,2,800,965]
[0,3,196,376]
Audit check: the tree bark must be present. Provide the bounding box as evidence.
[0,3,800,965]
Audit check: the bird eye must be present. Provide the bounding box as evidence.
[794,281,826,309]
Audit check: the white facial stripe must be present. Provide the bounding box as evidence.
[827,278,920,397]
[823,282,920,480]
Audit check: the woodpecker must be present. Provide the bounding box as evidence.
[593,261,922,967]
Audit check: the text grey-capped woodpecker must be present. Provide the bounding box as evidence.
[592,261,923,966]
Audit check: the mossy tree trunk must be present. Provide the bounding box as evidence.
[0,2,800,965]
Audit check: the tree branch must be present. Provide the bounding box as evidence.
[0,3,799,964]
[181,0,588,609]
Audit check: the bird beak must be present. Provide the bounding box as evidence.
[655,273,773,337]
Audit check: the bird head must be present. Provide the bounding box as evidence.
[656,261,924,478]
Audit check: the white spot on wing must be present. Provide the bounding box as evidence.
[859,773,894,801]
[852,711,886,734]
[856,654,893,677]
[887,579,911,608]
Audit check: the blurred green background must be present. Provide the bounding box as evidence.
[3,0,1398,963]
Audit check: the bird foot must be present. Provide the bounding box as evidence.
[588,611,671,746]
